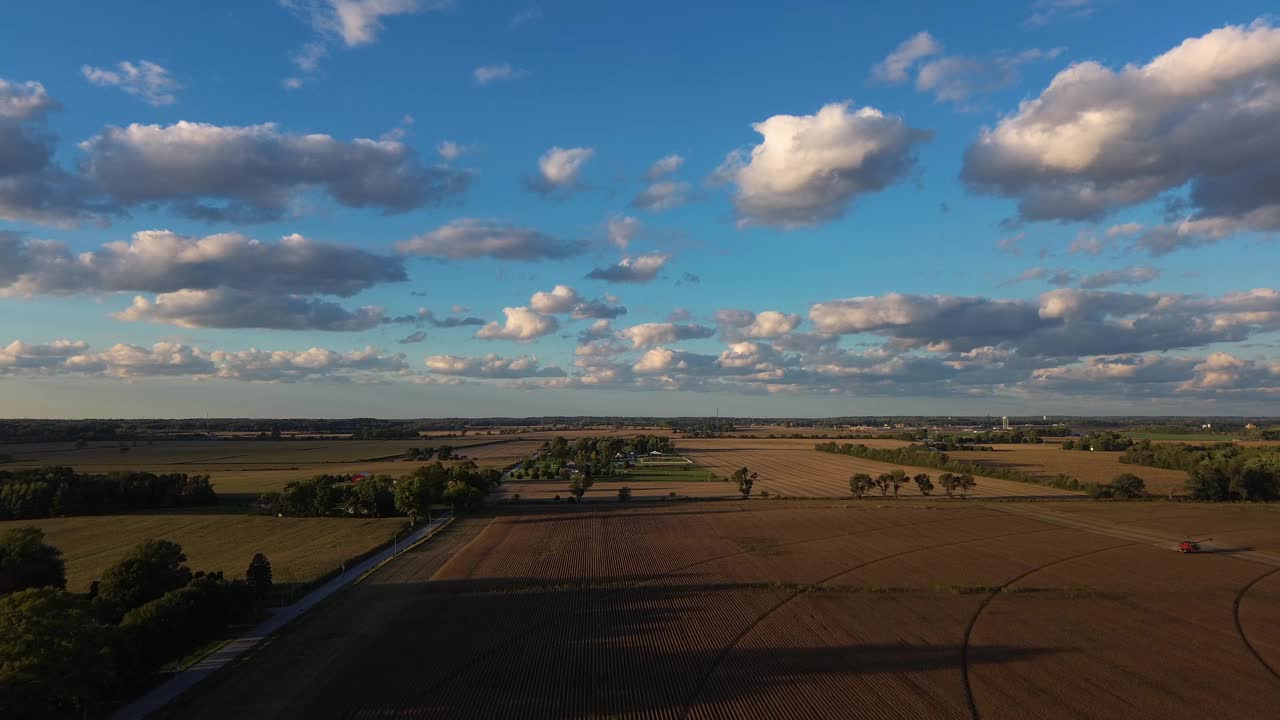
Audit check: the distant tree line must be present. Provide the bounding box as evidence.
[254,461,501,518]
[1061,432,1134,451]
[815,442,1086,492]
[0,527,272,715]
[0,468,217,520]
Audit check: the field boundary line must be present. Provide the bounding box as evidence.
[677,521,1072,719]
[960,541,1138,720]
[1233,567,1280,683]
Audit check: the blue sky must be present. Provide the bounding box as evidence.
[2,0,1279,417]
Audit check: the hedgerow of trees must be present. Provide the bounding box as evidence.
[817,442,1082,491]
[0,468,217,520]
[0,528,268,716]
[254,461,501,518]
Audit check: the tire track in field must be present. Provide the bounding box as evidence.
[678,522,1071,719]
[960,541,1139,720]
[1233,567,1280,684]
[414,506,1006,699]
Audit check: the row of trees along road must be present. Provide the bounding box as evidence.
[0,526,274,716]
[0,468,217,520]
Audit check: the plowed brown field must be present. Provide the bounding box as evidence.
[177,501,1280,720]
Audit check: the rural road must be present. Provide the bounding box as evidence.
[112,514,453,720]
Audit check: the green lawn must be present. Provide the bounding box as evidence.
[614,464,720,482]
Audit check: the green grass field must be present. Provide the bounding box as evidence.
[15,509,407,595]
[614,462,721,483]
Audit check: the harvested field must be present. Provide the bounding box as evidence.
[17,512,406,592]
[681,439,1080,499]
[0,437,538,495]
[946,444,1189,495]
[178,501,1280,719]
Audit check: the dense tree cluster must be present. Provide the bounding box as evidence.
[1089,473,1148,499]
[0,468,217,520]
[1121,441,1280,501]
[517,435,676,480]
[1061,432,1134,452]
[0,529,265,715]
[254,461,500,518]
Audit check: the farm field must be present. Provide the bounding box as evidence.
[0,436,535,496]
[177,501,1280,719]
[946,444,1189,495]
[16,512,406,593]
[681,439,1080,498]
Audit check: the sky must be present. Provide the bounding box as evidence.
[2,0,1279,418]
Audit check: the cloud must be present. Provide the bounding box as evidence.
[210,345,408,382]
[676,272,700,286]
[632,347,718,375]
[81,61,181,106]
[529,284,626,319]
[509,7,542,28]
[288,0,445,47]
[1025,0,1096,28]
[473,63,527,85]
[437,140,471,161]
[474,306,559,341]
[643,153,684,181]
[395,219,585,261]
[530,284,579,314]
[0,340,90,372]
[713,102,932,228]
[810,288,1280,359]
[0,79,101,226]
[585,253,669,284]
[0,230,406,298]
[620,322,715,349]
[715,309,802,340]
[872,31,942,83]
[397,330,427,344]
[996,232,1026,256]
[527,146,593,194]
[605,214,640,248]
[80,121,468,222]
[1077,266,1159,289]
[962,20,1280,242]
[632,180,691,211]
[425,353,564,379]
[412,309,485,327]
[114,289,388,331]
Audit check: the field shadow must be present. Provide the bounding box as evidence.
[176,572,1060,719]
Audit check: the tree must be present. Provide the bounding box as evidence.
[958,474,976,499]
[246,553,272,599]
[938,473,957,497]
[0,588,116,716]
[849,473,874,499]
[732,467,756,498]
[0,527,65,595]
[96,539,191,613]
[568,473,594,501]
[913,473,933,496]
[874,473,892,496]
[1109,473,1147,499]
[617,486,632,502]
[887,469,908,497]
[436,445,454,461]
[1239,456,1280,501]
[394,475,433,525]
[346,476,395,517]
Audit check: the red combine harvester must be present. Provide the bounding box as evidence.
[1178,538,1212,553]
